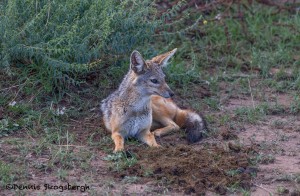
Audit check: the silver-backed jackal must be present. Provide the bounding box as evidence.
[101,49,207,152]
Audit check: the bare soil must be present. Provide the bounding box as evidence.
[1,83,300,195]
[114,144,253,195]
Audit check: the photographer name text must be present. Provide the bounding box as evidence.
[6,183,89,192]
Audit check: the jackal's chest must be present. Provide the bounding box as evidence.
[125,113,152,137]
[122,105,152,137]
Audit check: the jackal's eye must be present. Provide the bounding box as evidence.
[150,79,159,84]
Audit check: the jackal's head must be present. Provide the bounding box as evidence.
[130,49,177,98]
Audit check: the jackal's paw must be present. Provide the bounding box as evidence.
[113,147,124,153]
[153,131,162,137]
[152,144,162,148]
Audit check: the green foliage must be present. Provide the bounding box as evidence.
[157,2,299,82]
[0,0,157,94]
[0,118,20,137]
[0,161,14,186]
[0,103,44,137]
[104,151,137,172]
[290,95,300,114]
[234,105,266,123]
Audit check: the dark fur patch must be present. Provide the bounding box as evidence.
[184,114,208,144]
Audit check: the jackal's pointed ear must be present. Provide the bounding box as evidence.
[130,50,146,74]
[151,48,177,67]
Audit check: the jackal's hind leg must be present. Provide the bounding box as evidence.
[153,118,180,137]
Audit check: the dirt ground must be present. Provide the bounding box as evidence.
[222,103,300,195]
[100,113,300,196]
[1,83,300,196]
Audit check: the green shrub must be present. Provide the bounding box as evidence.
[0,0,158,93]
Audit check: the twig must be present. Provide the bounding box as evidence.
[29,86,43,103]
[223,22,231,51]
[221,74,258,79]
[70,119,81,123]
[153,14,204,36]
[273,22,300,34]
[247,78,255,108]
[35,0,38,14]
[56,145,85,148]
[85,113,96,120]
[24,127,37,142]
[10,78,29,102]
[0,83,25,92]
[254,184,273,195]
[45,0,51,26]
[66,130,69,152]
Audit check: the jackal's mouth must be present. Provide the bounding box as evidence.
[153,91,161,96]
[153,91,170,98]
[153,91,163,97]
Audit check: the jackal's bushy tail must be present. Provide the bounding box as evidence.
[175,110,208,143]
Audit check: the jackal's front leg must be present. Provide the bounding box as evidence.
[111,132,124,152]
[138,129,161,148]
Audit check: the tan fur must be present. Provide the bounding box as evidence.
[151,95,207,144]
[151,95,187,136]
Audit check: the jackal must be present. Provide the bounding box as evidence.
[100,49,207,152]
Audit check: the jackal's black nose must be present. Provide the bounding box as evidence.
[169,91,174,97]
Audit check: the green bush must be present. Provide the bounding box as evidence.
[0,0,157,93]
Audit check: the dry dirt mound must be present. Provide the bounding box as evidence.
[113,144,256,195]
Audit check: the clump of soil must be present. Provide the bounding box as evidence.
[115,144,254,195]
[221,129,238,140]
